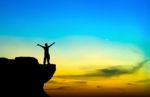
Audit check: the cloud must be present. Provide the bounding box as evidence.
[83,60,149,77]
[96,85,102,88]
[73,81,87,84]
[56,60,149,78]
[54,86,69,90]
[127,83,136,86]
[49,80,60,84]
[135,79,150,83]
[48,79,67,84]
[46,86,70,90]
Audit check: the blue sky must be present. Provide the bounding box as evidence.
[0,0,150,57]
[1,1,150,96]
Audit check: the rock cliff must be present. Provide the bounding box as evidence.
[0,57,56,97]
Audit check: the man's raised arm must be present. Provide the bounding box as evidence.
[48,42,55,47]
[37,44,44,48]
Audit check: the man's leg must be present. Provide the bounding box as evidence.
[47,57,50,64]
[47,54,50,64]
[44,57,46,65]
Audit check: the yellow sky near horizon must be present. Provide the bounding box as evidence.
[1,36,150,96]
[0,36,146,76]
[44,67,150,96]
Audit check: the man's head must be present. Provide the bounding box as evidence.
[45,43,48,46]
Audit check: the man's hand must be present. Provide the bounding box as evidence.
[37,44,44,48]
[48,42,55,47]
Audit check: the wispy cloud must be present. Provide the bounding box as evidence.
[135,79,150,83]
[45,86,71,90]
[84,60,149,77]
[56,60,149,78]
[96,85,102,88]
[127,83,136,86]
[54,86,69,90]
[48,80,64,84]
[73,81,87,84]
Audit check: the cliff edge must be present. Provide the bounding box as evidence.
[0,57,56,97]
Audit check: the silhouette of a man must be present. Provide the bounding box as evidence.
[37,42,55,65]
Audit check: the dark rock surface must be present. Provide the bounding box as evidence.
[0,57,56,97]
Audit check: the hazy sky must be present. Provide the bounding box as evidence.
[0,0,150,75]
[1,0,150,96]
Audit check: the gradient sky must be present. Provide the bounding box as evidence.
[0,0,150,70]
[0,0,150,96]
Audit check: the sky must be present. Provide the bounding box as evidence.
[0,0,150,96]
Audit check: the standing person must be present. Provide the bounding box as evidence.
[37,42,55,65]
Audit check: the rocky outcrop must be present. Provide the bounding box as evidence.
[0,57,56,97]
